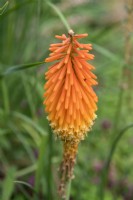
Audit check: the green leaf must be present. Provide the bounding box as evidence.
[2,167,16,200]
[93,43,123,63]
[0,1,9,15]
[0,61,44,79]
[8,122,35,162]
[0,0,33,19]
[14,180,33,189]
[14,180,38,198]
[34,135,48,194]
[15,164,37,178]
[20,121,41,145]
[99,124,133,200]
[12,111,47,136]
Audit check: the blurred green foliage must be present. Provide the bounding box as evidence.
[0,0,133,199]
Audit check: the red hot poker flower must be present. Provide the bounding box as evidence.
[44,30,98,197]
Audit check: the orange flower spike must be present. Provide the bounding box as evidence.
[44,30,98,197]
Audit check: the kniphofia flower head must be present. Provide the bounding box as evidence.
[44,30,98,196]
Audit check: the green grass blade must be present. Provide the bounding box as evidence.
[0,1,9,15]
[14,180,33,190]
[15,164,37,178]
[93,43,123,63]
[2,167,16,200]
[46,1,71,31]
[14,181,39,198]
[34,134,48,197]
[21,73,36,120]
[8,122,35,162]
[99,124,133,200]
[0,61,44,79]
[1,79,10,114]
[0,0,33,19]
[12,111,47,136]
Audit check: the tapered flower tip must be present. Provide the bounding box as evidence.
[68,29,74,36]
[44,31,98,143]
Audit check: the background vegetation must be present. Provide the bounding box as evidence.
[0,0,133,199]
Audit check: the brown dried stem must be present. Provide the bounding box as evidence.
[58,141,79,199]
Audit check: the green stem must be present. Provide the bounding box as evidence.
[66,179,72,200]
[99,124,133,200]
[1,79,10,115]
[46,1,71,31]
[112,85,124,133]
[46,126,53,200]
[34,135,47,199]
[113,0,133,134]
